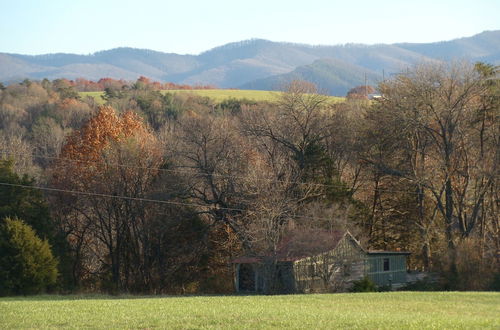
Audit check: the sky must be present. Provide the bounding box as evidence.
[0,0,499,55]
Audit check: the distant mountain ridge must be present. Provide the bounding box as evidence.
[241,58,383,96]
[1,30,499,95]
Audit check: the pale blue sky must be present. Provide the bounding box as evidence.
[0,0,498,55]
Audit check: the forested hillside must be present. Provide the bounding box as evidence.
[0,62,498,295]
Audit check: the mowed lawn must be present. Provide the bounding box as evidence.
[1,292,499,329]
[80,89,344,104]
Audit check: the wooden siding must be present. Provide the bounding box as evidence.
[233,232,410,293]
[292,235,366,292]
[366,255,407,286]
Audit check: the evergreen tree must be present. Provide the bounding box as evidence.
[0,159,72,290]
[0,159,52,240]
[0,217,58,295]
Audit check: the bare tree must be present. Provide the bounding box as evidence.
[243,81,332,172]
[362,62,499,270]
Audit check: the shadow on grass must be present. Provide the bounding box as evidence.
[0,292,262,302]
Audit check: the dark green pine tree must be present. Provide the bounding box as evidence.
[0,159,73,290]
[0,217,58,295]
[0,159,53,240]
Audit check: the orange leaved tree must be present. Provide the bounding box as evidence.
[51,106,175,292]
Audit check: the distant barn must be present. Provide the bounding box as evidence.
[233,230,410,293]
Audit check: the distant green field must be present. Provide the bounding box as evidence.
[1,292,498,329]
[80,89,344,105]
[167,89,282,102]
[80,91,106,104]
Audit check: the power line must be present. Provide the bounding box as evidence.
[0,182,213,209]
[0,149,447,196]
[0,149,354,189]
[0,182,340,222]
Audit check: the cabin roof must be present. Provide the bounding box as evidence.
[367,250,411,255]
[233,230,348,263]
[232,230,411,264]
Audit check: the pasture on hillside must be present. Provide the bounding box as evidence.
[80,89,345,105]
[1,292,499,329]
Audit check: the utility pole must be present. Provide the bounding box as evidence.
[364,72,368,98]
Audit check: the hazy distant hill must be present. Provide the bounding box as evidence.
[395,31,500,61]
[241,58,383,96]
[1,30,499,95]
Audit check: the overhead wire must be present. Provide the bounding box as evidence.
[1,149,344,188]
[0,182,342,222]
[0,149,466,196]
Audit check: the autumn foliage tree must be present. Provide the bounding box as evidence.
[51,106,201,292]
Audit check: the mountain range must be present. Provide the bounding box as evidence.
[1,30,499,95]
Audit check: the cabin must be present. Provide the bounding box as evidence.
[368,93,383,100]
[233,230,410,293]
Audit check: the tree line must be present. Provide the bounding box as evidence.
[0,77,217,93]
[0,61,498,295]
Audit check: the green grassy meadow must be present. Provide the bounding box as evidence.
[80,89,344,105]
[80,91,106,104]
[167,89,282,102]
[1,292,499,329]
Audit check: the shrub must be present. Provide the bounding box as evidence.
[377,284,392,292]
[436,238,498,291]
[0,217,58,295]
[350,277,377,292]
[399,278,441,291]
[489,273,500,291]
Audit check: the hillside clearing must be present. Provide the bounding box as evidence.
[166,89,281,102]
[1,292,498,329]
[80,89,344,105]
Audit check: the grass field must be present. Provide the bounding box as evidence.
[80,89,344,105]
[1,292,499,329]
[167,89,282,102]
[80,91,106,104]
